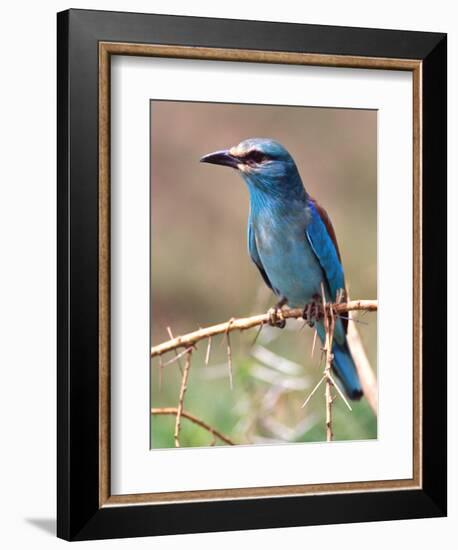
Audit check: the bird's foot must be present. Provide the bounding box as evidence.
[302,295,322,327]
[268,298,288,329]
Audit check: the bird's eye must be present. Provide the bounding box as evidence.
[244,150,269,164]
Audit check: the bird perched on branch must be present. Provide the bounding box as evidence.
[201,138,363,400]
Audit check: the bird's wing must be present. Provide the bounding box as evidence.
[305,197,346,306]
[248,219,274,291]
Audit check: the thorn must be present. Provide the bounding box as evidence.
[163,346,194,367]
[327,373,353,411]
[251,322,264,346]
[320,348,326,364]
[337,314,368,326]
[225,318,235,390]
[226,332,233,390]
[311,329,318,357]
[301,375,326,408]
[166,326,183,374]
[205,336,212,366]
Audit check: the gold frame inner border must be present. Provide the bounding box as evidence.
[98,41,422,507]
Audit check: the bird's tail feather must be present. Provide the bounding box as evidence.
[331,340,363,400]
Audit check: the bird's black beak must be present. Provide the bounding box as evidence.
[200,149,240,169]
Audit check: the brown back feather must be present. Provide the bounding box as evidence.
[309,197,342,262]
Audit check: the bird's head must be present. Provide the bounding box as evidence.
[200,138,305,199]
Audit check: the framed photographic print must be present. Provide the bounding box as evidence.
[57,9,447,541]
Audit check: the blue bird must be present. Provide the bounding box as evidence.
[201,138,363,400]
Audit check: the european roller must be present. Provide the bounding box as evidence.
[201,138,363,400]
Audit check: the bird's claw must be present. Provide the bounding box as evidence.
[302,296,322,327]
[268,306,286,329]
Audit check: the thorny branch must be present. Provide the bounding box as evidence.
[322,286,336,442]
[152,407,235,446]
[300,286,353,441]
[150,300,377,357]
[152,299,377,446]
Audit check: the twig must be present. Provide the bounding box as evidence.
[346,311,378,414]
[158,354,163,391]
[174,350,192,448]
[152,407,235,446]
[151,300,377,357]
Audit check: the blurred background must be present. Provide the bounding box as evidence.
[150,101,377,448]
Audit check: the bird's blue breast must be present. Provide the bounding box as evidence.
[250,205,324,307]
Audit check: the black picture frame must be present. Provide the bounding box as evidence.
[57,8,447,541]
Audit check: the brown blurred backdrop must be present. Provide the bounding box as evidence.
[150,101,377,448]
